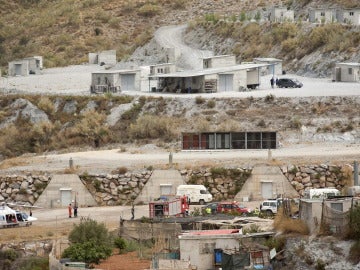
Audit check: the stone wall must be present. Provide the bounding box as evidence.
[0,164,353,206]
[80,170,152,206]
[179,167,252,201]
[281,164,353,196]
[0,173,50,204]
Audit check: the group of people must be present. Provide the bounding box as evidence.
[68,203,78,218]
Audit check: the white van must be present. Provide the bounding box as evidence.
[176,185,213,205]
[303,188,340,199]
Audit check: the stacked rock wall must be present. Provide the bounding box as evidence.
[0,164,353,205]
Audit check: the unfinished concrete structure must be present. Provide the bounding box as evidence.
[336,8,360,25]
[134,170,185,204]
[332,62,360,82]
[34,174,97,208]
[88,50,117,66]
[253,58,283,75]
[309,8,337,23]
[179,230,273,270]
[269,6,294,22]
[299,197,359,234]
[235,165,299,201]
[8,56,43,76]
[202,55,236,69]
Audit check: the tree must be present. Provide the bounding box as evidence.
[62,217,113,265]
[349,204,360,240]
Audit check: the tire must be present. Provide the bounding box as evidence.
[199,199,205,205]
[266,210,273,216]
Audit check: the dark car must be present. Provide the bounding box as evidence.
[276,78,303,88]
[216,202,252,216]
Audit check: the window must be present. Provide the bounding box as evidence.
[348,68,353,75]
[349,12,354,16]
[320,12,325,16]
[97,77,101,84]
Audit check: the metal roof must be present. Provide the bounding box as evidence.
[91,68,141,74]
[149,63,269,78]
[336,62,360,67]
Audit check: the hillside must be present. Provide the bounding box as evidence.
[0,0,359,76]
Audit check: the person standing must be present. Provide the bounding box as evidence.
[73,204,78,217]
[270,77,274,88]
[68,203,72,218]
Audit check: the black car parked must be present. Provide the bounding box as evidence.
[276,78,303,88]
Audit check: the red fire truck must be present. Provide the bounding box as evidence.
[149,195,189,218]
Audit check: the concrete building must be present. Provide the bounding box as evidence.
[202,55,236,69]
[135,170,185,204]
[88,50,117,66]
[299,197,359,234]
[8,56,43,76]
[332,62,360,82]
[235,165,299,201]
[90,68,142,93]
[269,7,294,22]
[150,63,268,93]
[253,58,283,75]
[336,8,360,25]
[179,230,273,270]
[309,8,337,23]
[182,131,277,150]
[34,174,97,208]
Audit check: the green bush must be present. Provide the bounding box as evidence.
[114,237,127,251]
[348,204,360,240]
[62,217,113,265]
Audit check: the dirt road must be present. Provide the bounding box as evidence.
[2,142,359,174]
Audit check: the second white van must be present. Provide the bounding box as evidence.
[176,185,213,205]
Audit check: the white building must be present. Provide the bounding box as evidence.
[269,7,294,22]
[336,8,360,25]
[179,230,273,270]
[332,62,360,82]
[88,50,117,66]
[8,56,43,76]
[253,58,283,75]
[150,63,269,93]
[309,8,337,23]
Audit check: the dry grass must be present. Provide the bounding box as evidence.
[0,157,28,169]
[274,209,309,235]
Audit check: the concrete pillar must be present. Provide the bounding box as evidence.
[354,161,359,186]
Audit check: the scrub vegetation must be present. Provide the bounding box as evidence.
[0,0,359,74]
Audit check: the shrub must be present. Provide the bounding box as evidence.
[138,4,160,17]
[206,99,216,109]
[128,115,178,141]
[114,237,127,252]
[273,209,309,235]
[264,94,275,103]
[37,96,55,115]
[349,240,360,264]
[62,217,113,265]
[348,204,360,240]
[195,96,206,104]
[264,236,286,251]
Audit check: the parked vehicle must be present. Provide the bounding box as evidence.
[216,201,252,216]
[259,199,281,215]
[276,78,303,88]
[149,195,189,218]
[303,188,340,199]
[201,202,219,214]
[176,185,213,205]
